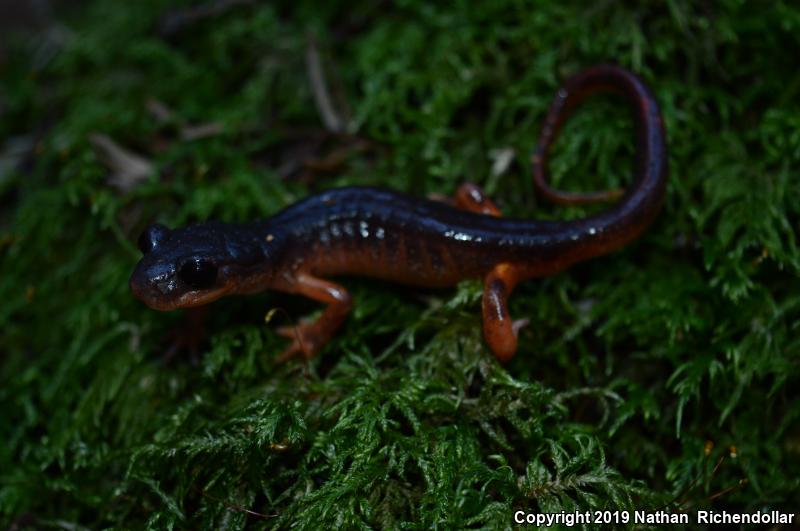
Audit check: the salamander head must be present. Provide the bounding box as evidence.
[130,222,270,310]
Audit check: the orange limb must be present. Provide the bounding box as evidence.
[481,263,528,362]
[453,182,503,216]
[429,182,503,216]
[451,183,529,362]
[275,272,352,362]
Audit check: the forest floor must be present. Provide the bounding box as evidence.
[1,1,799,528]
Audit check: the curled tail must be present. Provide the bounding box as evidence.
[533,65,668,260]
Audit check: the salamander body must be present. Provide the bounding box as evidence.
[130,65,668,362]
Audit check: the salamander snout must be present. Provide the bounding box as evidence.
[130,221,268,310]
[129,255,228,311]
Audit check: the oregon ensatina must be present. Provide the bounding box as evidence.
[130,65,668,362]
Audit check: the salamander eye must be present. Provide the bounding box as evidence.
[179,258,217,289]
[138,224,170,254]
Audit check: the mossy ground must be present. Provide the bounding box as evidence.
[2,1,799,529]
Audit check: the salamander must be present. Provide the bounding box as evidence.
[129,65,668,362]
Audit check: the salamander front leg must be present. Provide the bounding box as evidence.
[482,264,528,362]
[275,272,352,363]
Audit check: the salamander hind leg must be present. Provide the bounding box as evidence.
[482,263,529,362]
[275,272,352,363]
[452,188,531,361]
[454,182,503,216]
[430,182,503,216]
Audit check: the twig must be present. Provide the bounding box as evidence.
[89,133,153,192]
[180,122,225,141]
[306,35,345,134]
[145,98,225,140]
[193,486,277,520]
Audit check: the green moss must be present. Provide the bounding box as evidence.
[2,0,799,528]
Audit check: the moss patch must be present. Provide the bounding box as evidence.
[2,1,799,528]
